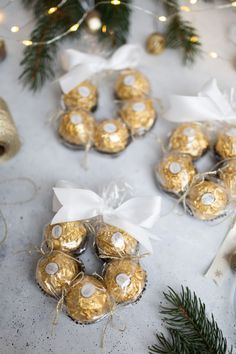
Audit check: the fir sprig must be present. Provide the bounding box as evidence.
[149,287,232,354]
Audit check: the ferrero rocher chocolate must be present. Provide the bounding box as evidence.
[104,259,146,304]
[215,125,236,159]
[119,98,156,136]
[65,275,112,323]
[95,224,138,259]
[186,180,228,221]
[63,80,97,111]
[44,221,87,254]
[218,159,236,199]
[93,118,130,154]
[115,69,150,100]
[58,110,95,148]
[146,32,166,55]
[36,251,80,297]
[155,152,196,195]
[169,123,209,160]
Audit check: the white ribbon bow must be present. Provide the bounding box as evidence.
[164,79,236,123]
[51,180,161,253]
[59,44,143,94]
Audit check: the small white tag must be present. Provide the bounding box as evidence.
[51,225,62,239]
[132,102,145,112]
[45,262,59,275]
[111,232,125,249]
[103,123,117,134]
[183,127,196,138]
[116,273,131,289]
[70,114,82,125]
[226,128,236,137]
[201,193,215,206]
[78,86,90,97]
[81,283,96,298]
[169,162,181,174]
[124,75,135,86]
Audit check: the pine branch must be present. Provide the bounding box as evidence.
[149,286,232,354]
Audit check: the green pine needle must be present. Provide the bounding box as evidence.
[149,286,232,354]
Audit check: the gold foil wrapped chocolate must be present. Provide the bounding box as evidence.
[215,125,236,159]
[65,275,112,323]
[119,98,156,136]
[218,159,236,199]
[104,259,146,304]
[93,118,130,154]
[186,180,228,221]
[155,152,196,195]
[44,221,88,254]
[36,251,80,297]
[146,32,166,55]
[58,110,95,148]
[115,69,150,100]
[63,80,97,111]
[169,123,209,160]
[95,224,138,259]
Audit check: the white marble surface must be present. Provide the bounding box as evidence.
[1,1,236,353]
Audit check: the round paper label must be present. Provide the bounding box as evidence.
[81,283,96,298]
[111,232,125,249]
[103,123,117,134]
[70,114,82,125]
[183,127,196,138]
[45,262,59,275]
[132,102,145,112]
[116,273,131,289]
[78,86,90,97]
[51,225,62,239]
[201,193,215,206]
[226,128,236,137]
[169,162,181,174]
[124,75,135,86]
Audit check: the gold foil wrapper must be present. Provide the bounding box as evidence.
[215,125,236,159]
[44,221,87,254]
[115,69,150,100]
[104,259,146,304]
[95,224,138,259]
[119,98,156,136]
[94,118,130,154]
[218,159,236,199]
[186,180,228,221]
[58,110,95,148]
[146,32,166,55]
[63,80,97,111]
[169,123,209,160]
[36,251,80,297]
[65,275,112,323]
[155,152,196,195]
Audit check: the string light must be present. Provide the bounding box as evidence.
[209,51,218,59]
[11,25,20,33]
[180,5,191,12]
[111,0,121,5]
[190,35,199,43]
[158,16,167,22]
[232,1,236,6]
[189,0,198,4]
[48,7,58,15]
[102,24,107,33]
[69,23,80,32]
[22,40,32,46]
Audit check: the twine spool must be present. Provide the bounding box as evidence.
[0,98,20,162]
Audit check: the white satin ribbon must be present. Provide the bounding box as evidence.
[164,79,236,123]
[51,180,161,253]
[59,44,143,93]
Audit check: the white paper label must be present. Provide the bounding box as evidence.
[111,232,125,248]
[132,102,145,112]
[226,128,236,137]
[116,273,131,289]
[124,75,135,86]
[51,225,62,239]
[183,127,196,138]
[80,283,96,298]
[201,193,215,206]
[70,114,82,125]
[169,162,181,174]
[103,123,117,134]
[78,86,90,97]
[45,262,59,275]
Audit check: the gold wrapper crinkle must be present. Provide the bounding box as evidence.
[58,110,95,148]
[65,275,112,323]
[95,224,138,259]
[104,259,146,304]
[94,118,130,154]
[215,125,236,159]
[119,98,156,136]
[169,123,209,160]
[186,180,228,221]
[63,80,97,111]
[36,251,80,297]
[115,69,150,100]
[155,152,197,195]
[218,159,236,199]
[44,221,88,254]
